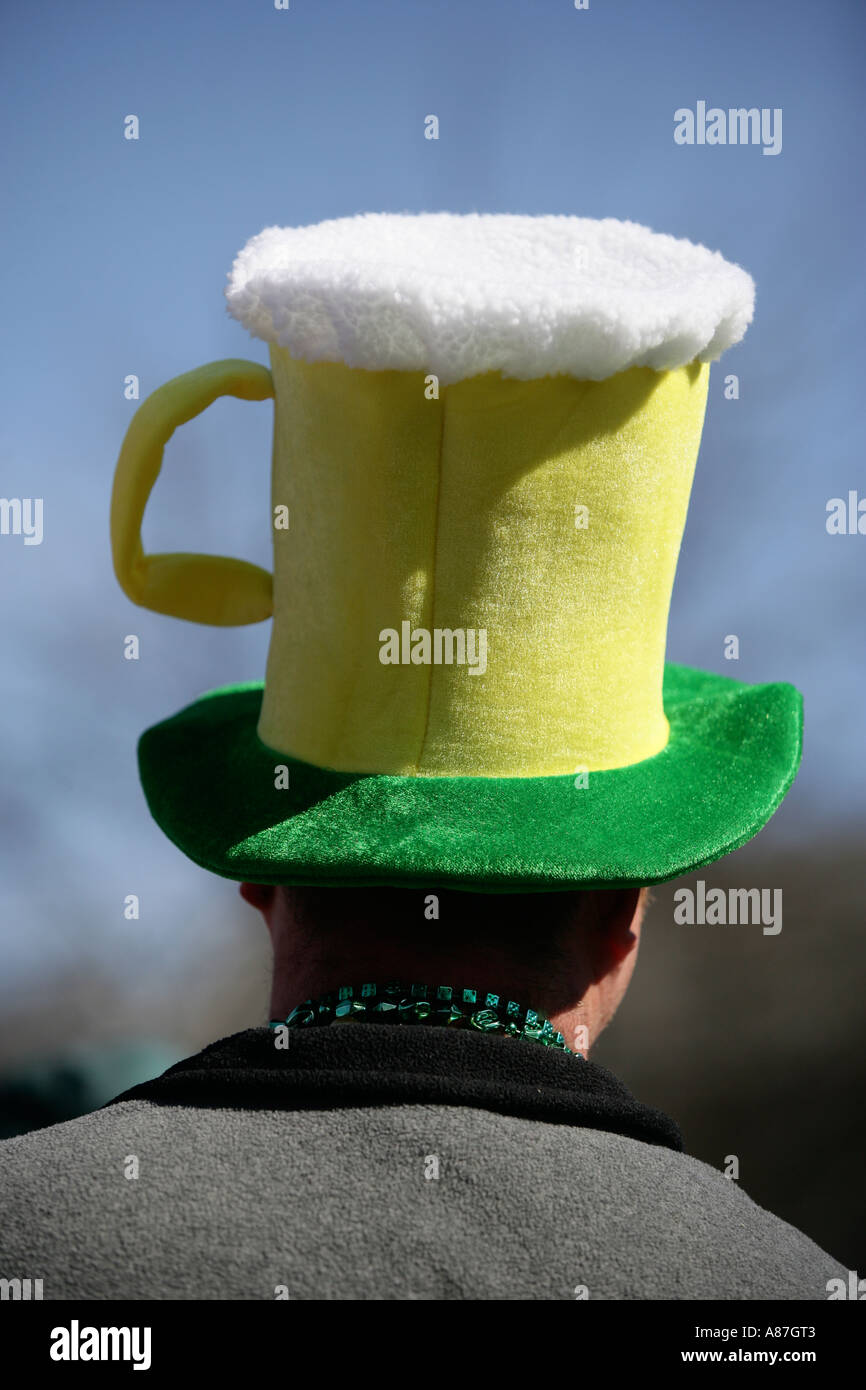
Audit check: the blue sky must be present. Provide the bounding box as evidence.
[1,0,864,995]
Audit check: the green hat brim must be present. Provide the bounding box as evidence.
[137,663,802,891]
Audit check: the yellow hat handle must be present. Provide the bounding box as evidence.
[110,359,275,625]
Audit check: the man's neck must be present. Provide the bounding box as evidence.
[254,881,645,1063]
[270,954,600,1058]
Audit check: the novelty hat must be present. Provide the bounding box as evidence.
[111,213,802,891]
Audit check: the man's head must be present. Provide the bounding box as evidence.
[240,882,649,1057]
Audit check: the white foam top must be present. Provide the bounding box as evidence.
[226,212,754,385]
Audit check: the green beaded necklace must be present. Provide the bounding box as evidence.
[270,981,582,1058]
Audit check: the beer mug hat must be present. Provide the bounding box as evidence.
[111,213,802,890]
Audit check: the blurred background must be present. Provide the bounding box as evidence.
[0,0,863,1271]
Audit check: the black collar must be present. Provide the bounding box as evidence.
[106,1025,683,1153]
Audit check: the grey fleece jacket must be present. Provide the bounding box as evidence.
[0,1026,846,1300]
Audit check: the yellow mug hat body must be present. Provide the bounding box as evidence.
[111,214,802,889]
